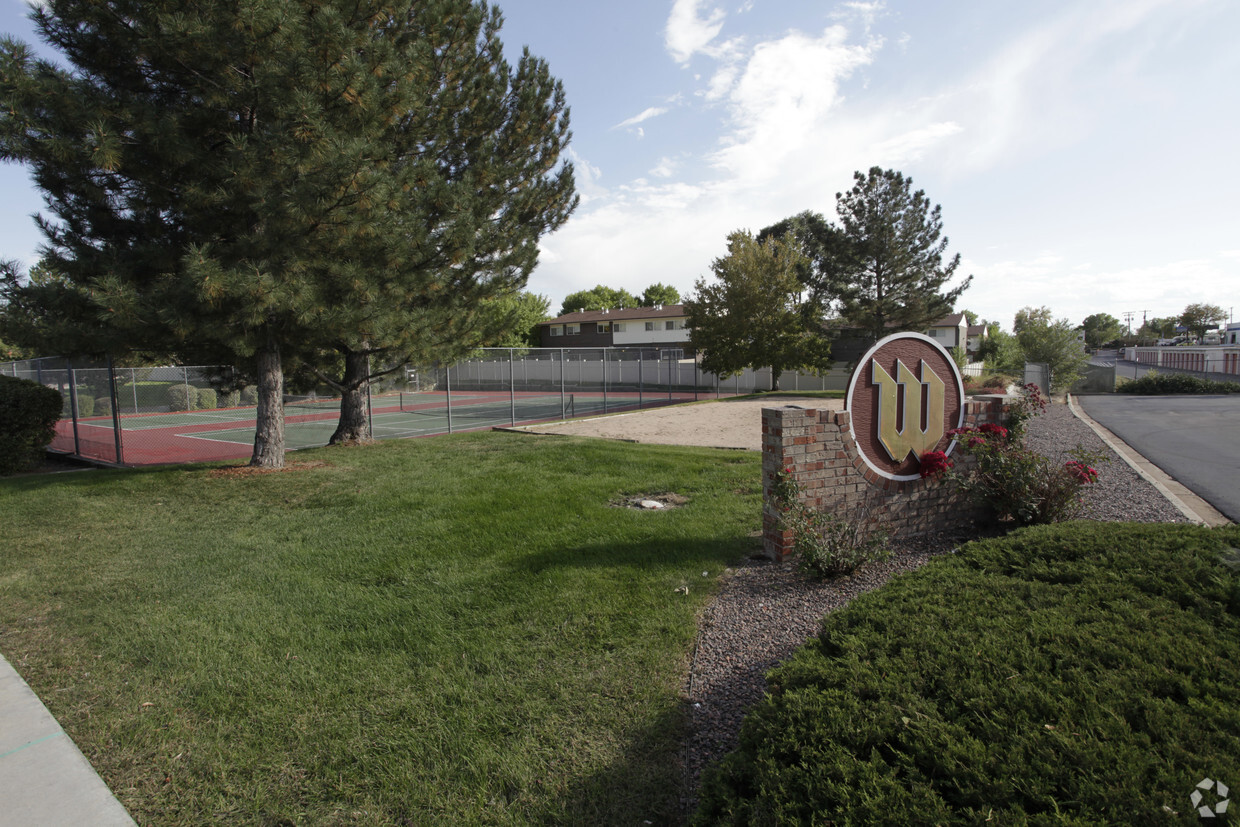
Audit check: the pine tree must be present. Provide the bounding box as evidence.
[1,0,576,464]
[834,168,971,342]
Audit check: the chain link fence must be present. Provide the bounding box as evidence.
[3,349,853,467]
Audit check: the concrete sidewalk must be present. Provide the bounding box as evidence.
[0,652,134,826]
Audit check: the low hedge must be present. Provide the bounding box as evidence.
[1118,373,1240,394]
[168,384,197,411]
[196,387,217,410]
[0,375,64,474]
[696,522,1240,824]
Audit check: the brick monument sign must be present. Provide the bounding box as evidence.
[762,332,1008,560]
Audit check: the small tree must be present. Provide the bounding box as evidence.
[479,291,551,349]
[833,168,972,342]
[1015,307,1089,391]
[639,283,680,308]
[557,285,637,316]
[1179,303,1228,341]
[685,231,833,391]
[1080,313,1123,349]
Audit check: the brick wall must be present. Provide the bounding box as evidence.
[761,397,1008,561]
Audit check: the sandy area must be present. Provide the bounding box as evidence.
[521,395,844,450]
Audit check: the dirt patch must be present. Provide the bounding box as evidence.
[524,396,844,450]
[207,460,330,478]
[610,492,690,510]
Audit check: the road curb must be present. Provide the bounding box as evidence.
[1067,394,1231,527]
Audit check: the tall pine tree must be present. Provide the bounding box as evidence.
[0,0,576,465]
[833,167,970,343]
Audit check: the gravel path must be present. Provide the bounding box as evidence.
[677,400,1188,816]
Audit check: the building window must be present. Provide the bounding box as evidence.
[645,322,654,331]
[597,323,612,334]
[566,324,579,335]
[549,325,562,337]
[613,323,625,332]
[665,321,675,330]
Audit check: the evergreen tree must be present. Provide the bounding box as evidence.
[0,0,576,464]
[834,168,971,342]
[685,231,833,392]
[477,290,550,349]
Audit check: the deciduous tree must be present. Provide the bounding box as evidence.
[1080,313,1122,349]
[1,0,576,463]
[1015,307,1089,391]
[557,285,637,317]
[1179,303,1227,341]
[685,231,833,391]
[639,283,680,308]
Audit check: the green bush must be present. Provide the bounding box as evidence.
[696,522,1240,824]
[1118,372,1240,394]
[221,389,241,408]
[240,385,258,406]
[770,469,888,578]
[73,392,95,418]
[196,387,218,409]
[95,395,112,418]
[0,375,64,474]
[168,384,197,412]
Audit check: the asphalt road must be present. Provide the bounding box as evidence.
[1076,394,1240,523]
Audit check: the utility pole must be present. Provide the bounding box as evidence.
[1122,311,1135,335]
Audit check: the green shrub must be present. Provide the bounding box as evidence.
[240,385,258,406]
[1003,382,1046,440]
[696,522,1240,824]
[73,392,95,418]
[95,395,112,418]
[168,384,196,412]
[221,389,241,408]
[0,375,64,474]
[196,387,218,409]
[1118,371,1240,394]
[770,469,888,578]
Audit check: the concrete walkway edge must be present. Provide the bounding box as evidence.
[0,652,135,825]
[1067,394,1232,527]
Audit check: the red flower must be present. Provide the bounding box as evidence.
[919,450,953,479]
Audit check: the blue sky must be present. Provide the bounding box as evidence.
[3,0,1238,332]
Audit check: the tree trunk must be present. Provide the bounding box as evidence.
[770,367,782,392]
[330,350,371,444]
[250,340,285,467]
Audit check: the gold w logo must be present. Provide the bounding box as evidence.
[871,358,946,461]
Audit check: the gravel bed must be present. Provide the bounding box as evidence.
[677,400,1187,815]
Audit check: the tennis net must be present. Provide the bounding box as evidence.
[399,392,574,422]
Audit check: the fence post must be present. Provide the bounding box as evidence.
[509,349,516,425]
[183,366,191,408]
[560,349,566,419]
[108,355,125,465]
[366,354,374,437]
[66,361,82,457]
[130,367,139,414]
[638,351,643,409]
[603,349,609,413]
[445,365,453,433]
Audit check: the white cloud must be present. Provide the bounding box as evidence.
[614,106,669,129]
[650,157,679,178]
[665,0,728,64]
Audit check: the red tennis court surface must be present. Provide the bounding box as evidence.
[49,390,703,467]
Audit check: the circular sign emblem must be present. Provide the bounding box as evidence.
[845,332,965,481]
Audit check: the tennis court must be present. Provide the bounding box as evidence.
[50,389,688,466]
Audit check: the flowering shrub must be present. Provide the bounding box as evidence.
[770,469,888,578]
[948,425,1107,526]
[1005,382,1047,440]
[918,450,953,479]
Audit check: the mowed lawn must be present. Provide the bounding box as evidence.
[0,432,763,824]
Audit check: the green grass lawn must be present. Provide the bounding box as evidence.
[0,432,764,824]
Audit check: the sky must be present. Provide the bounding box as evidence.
[2,0,1238,333]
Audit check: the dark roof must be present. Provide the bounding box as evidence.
[967,324,987,336]
[930,313,966,327]
[540,304,687,325]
